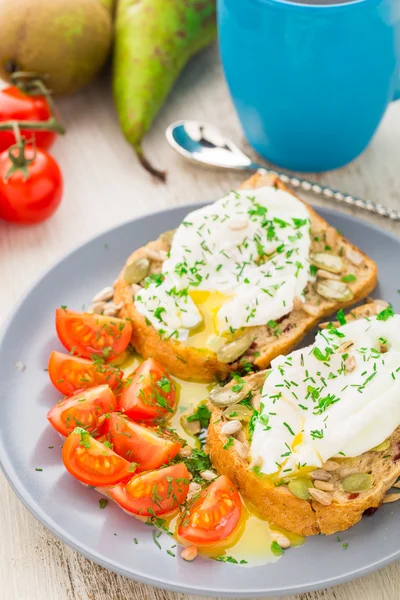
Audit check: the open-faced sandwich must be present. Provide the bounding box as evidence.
[44,175,400,566]
[207,299,400,536]
[114,173,377,382]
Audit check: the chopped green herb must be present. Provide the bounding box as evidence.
[271,541,284,556]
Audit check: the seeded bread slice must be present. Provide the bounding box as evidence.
[206,300,400,536]
[114,173,377,382]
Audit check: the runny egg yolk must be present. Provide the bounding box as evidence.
[184,290,232,351]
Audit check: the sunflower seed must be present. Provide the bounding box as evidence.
[314,480,334,491]
[345,354,356,373]
[200,470,218,482]
[302,302,321,317]
[310,469,331,482]
[339,467,359,478]
[338,341,354,353]
[346,247,364,266]
[181,545,198,561]
[316,269,340,281]
[160,230,175,248]
[249,455,263,470]
[187,482,202,500]
[383,493,400,504]
[92,286,114,303]
[234,439,249,460]
[221,420,242,435]
[271,533,291,548]
[131,283,142,297]
[308,488,332,506]
[179,446,193,458]
[321,460,340,471]
[144,248,168,262]
[90,301,106,314]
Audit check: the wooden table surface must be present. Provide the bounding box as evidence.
[1,45,400,600]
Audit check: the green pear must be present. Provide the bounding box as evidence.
[0,0,114,95]
[113,0,216,179]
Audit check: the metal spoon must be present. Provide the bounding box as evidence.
[166,120,400,222]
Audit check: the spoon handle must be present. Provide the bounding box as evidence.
[255,167,400,222]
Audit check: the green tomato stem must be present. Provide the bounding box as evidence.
[0,117,65,135]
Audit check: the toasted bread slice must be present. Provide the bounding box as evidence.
[206,300,400,536]
[114,173,377,382]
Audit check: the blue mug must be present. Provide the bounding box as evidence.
[218,0,400,172]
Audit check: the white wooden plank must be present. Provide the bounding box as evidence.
[1,44,399,600]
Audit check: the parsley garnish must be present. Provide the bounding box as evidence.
[336,309,346,325]
[223,437,234,450]
[341,274,357,283]
[376,305,394,321]
[187,403,211,428]
[271,541,284,556]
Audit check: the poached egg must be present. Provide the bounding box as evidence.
[135,186,312,350]
[250,308,400,477]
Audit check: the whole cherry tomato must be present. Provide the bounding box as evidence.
[0,145,63,224]
[0,86,56,153]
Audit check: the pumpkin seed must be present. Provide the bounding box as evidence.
[288,478,314,500]
[310,252,344,274]
[316,279,354,302]
[371,439,390,452]
[342,473,372,493]
[209,382,251,407]
[124,258,150,285]
[216,332,255,364]
[223,404,253,422]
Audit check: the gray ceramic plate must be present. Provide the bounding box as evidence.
[0,204,399,598]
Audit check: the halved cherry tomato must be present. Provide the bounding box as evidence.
[177,475,242,545]
[118,358,176,421]
[55,309,132,362]
[62,427,135,486]
[108,463,189,517]
[47,384,116,437]
[106,413,183,470]
[0,86,56,153]
[48,351,123,396]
